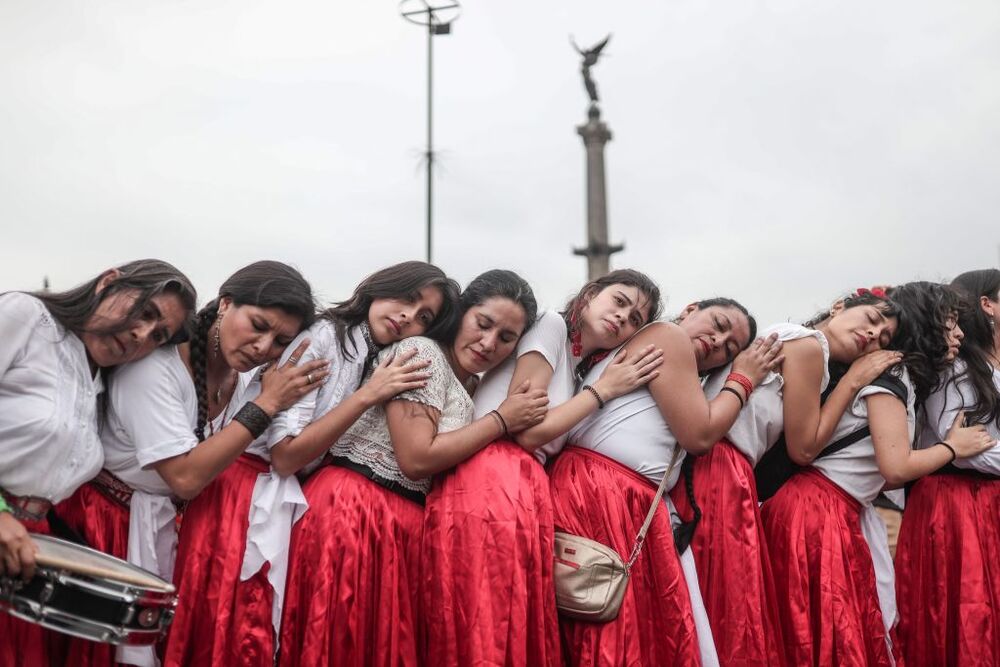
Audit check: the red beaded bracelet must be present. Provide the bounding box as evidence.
[726,372,754,399]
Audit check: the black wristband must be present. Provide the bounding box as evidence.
[937,441,957,463]
[582,384,606,409]
[490,409,509,437]
[720,386,745,409]
[233,401,273,439]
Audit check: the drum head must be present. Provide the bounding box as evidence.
[32,534,174,593]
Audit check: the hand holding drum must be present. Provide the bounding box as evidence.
[0,512,37,580]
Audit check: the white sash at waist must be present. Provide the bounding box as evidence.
[860,503,897,665]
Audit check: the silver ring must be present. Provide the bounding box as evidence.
[307,373,314,384]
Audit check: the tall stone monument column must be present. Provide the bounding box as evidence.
[571,35,622,280]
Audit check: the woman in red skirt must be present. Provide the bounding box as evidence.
[550,297,783,667]
[422,269,665,667]
[279,270,548,667]
[896,269,1000,666]
[762,281,994,667]
[670,289,903,666]
[156,262,330,667]
[0,260,195,667]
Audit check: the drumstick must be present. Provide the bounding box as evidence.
[33,551,175,593]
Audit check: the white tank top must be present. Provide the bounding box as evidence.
[702,323,830,466]
[568,341,686,489]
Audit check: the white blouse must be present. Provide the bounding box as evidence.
[333,336,474,495]
[813,366,916,505]
[568,338,686,490]
[0,293,104,502]
[919,359,1000,476]
[703,323,830,466]
[473,311,574,465]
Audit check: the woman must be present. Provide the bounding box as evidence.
[670,290,903,666]
[278,270,548,667]
[159,262,329,667]
[896,269,1000,666]
[422,269,665,667]
[0,259,196,665]
[550,297,782,666]
[762,281,995,666]
[233,261,460,661]
[51,261,326,667]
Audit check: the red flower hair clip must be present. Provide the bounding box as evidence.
[856,287,887,299]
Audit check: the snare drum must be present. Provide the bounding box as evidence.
[0,534,176,645]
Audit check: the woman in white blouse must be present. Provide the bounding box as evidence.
[422,269,665,667]
[279,270,548,667]
[896,269,1000,666]
[670,290,902,666]
[0,259,196,666]
[762,281,995,667]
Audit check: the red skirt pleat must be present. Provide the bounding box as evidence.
[163,454,272,667]
[548,446,700,667]
[761,468,896,667]
[278,464,424,667]
[422,440,561,667]
[0,517,54,667]
[54,482,130,666]
[669,441,785,667]
[895,473,1000,666]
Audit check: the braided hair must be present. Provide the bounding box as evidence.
[189,261,316,441]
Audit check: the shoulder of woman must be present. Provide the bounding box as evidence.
[387,336,445,362]
[629,321,685,347]
[0,292,46,322]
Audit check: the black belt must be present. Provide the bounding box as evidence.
[328,456,426,506]
[932,463,1000,481]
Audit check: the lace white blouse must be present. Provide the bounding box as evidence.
[0,292,104,502]
[332,336,474,494]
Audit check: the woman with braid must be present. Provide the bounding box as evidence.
[896,269,1000,666]
[53,261,324,667]
[549,297,781,666]
[670,290,902,667]
[0,259,195,665]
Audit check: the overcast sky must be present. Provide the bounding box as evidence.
[2,0,999,325]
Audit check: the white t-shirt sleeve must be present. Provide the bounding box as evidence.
[928,370,1000,476]
[516,311,567,372]
[0,293,43,377]
[110,353,199,469]
[266,326,327,446]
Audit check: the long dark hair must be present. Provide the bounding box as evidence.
[886,281,963,405]
[561,269,663,332]
[29,259,197,344]
[449,269,538,344]
[321,261,461,356]
[190,261,316,441]
[805,290,902,388]
[947,269,1000,426]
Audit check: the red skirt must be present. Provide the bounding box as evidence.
[422,440,561,666]
[0,516,53,667]
[548,446,700,667]
[895,473,1000,666]
[670,441,785,667]
[55,482,131,666]
[163,454,273,667]
[278,464,424,667]
[761,468,896,667]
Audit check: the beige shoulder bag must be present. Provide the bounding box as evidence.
[553,444,682,623]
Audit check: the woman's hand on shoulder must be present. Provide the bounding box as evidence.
[256,339,330,416]
[358,348,431,407]
[944,411,997,459]
[592,344,663,401]
[0,512,37,580]
[731,333,784,387]
[498,380,549,435]
[842,350,904,393]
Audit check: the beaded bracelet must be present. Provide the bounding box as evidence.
[725,372,754,399]
[233,401,273,440]
[937,441,957,463]
[720,386,745,409]
[582,384,606,409]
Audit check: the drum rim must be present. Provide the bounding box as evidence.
[31,533,175,594]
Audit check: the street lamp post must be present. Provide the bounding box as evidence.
[400,0,461,264]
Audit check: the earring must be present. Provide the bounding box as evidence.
[213,313,223,353]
